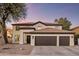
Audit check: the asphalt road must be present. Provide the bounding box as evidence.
[30,46,79,56]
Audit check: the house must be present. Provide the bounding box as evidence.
[71,26,79,35]
[71,26,79,45]
[12,21,75,46]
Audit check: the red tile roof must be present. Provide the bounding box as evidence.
[25,28,75,34]
[70,26,79,34]
[12,21,62,26]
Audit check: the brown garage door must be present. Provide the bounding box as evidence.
[59,36,70,46]
[35,36,57,46]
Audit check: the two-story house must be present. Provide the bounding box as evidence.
[12,21,75,46]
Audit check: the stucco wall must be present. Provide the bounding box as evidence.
[12,26,20,43]
[12,25,35,43]
[19,29,34,44]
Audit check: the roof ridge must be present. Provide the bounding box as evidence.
[12,21,62,26]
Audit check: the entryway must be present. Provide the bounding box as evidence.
[27,35,31,44]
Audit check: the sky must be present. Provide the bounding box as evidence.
[7,3,79,28]
[26,3,79,28]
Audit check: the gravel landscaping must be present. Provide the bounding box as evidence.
[0,44,33,56]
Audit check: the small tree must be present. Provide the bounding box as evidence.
[0,3,27,43]
[55,17,72,30]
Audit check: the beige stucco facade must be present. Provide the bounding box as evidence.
[12,21,75,46]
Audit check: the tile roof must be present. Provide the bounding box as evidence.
[26,28,75,34]
[12,21,62,26]
[70,26,79,34]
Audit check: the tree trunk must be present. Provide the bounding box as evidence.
[2,22,8,43]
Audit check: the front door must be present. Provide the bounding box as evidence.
[27,35,31,44]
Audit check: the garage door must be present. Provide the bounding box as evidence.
[59,36,70,46]
[35,36,57,46]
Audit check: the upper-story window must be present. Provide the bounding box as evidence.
[16,26,20,31]
[54,26,62,30]
[37,25,42,30]
[54,26,59,29]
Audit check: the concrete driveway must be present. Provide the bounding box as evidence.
[30,46,79,56]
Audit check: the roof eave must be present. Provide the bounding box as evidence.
[24,32,75,34]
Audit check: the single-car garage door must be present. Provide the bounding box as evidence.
[59,36,70,46]
[35,36,57,46]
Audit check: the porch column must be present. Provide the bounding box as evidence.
[70,36,74,46]
[19,31,24,44]
[12,33,15,43]
[31,36,35,46]
[24,34,27,44]
[57,36,59,46]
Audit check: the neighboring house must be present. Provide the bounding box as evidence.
[71,26,79,35]
[71,26,79,45]
[12,21,75,46]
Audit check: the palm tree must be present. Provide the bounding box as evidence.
[0,3,27,43]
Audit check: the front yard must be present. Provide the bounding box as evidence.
[1,44,79,56]
[0,44,33,56]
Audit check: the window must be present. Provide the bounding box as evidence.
[54,26,59,29]
[54,26,62,30]
[16,26,20,31]
[37,25,42,30]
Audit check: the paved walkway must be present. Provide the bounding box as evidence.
[30,46,79,56]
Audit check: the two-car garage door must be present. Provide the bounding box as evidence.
[35,36,70,46]
[35,36,57,46]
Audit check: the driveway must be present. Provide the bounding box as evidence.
[30,46,79,56]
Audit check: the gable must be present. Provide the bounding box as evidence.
[33,22,45,30]
[33,22,45,26]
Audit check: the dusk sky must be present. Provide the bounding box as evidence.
[26,3,79,28]
[8,3,79,28]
